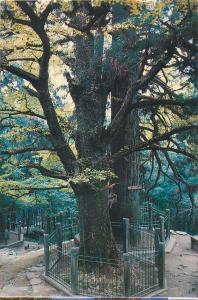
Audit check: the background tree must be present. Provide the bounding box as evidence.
[0,0,197,257]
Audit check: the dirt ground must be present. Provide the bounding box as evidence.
[0,235,197,297]
[0,244,63,297]
[165,234,198,297]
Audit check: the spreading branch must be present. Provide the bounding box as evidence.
[163,150,197,207]
[1,146,54,156]
[26,164,69,180]
[112,125,198,161]
[0,108,45,120]
[107,35,176,140]
[2,65,39,89]
[11,0,77,173]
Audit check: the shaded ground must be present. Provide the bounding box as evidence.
[165,233,198,297]
[0,243,63,297]
[0,235,197,297]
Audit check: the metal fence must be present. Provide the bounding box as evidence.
[135,203,170,239]
[0,220,22,248]
[44,211,168,297]
[1,206,78,236]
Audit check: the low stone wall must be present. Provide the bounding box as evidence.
[191,235,198,252]
[0,231,24,249]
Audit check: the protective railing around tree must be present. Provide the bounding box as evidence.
[44,206,168,297]
[2,202,170,238]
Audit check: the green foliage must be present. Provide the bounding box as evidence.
[0,0,197,226]
[71,168,117,185]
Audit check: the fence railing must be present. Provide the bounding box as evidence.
[0,220,22,247]
[44,212,168,297]
[1,206,78,236]
[1,202,172,238]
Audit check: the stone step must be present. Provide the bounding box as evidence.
[165,236,176,253]
[32,283,64,296]
[0,285,31,296]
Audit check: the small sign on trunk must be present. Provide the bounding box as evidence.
[128,185,142,190]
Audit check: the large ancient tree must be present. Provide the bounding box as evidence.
[0,0,197,257]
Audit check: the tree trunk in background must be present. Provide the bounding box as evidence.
[0,210,6,241]
[110,85,141,223]
[122,109,140,223]
[71,182,117,258]
[109,4,141,223]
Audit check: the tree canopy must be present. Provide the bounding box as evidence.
[0,0,197,256]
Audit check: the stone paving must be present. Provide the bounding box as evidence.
[0,243,64,297]
[165,234,198,297]
[0,262,64,297]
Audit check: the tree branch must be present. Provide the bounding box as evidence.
[0,108,45,120]
[163,150,197,208]
[112,125,198,161]
[1,185,69,192]
[3,65,39,89]
[40,2,60,23]
[23,86,39,98]
[12,17,32,27]
[148,125,198,145]
[106,35,176,140]
[147,150,161,194]
[15,0,76,173]
[16,1,39,24]
[143,146,198,161]
[1,147,54,156]
[26,163,69,180]
[133,96,197,110]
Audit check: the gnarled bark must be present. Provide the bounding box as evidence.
[70,181,117,258]
[110,85,141,223]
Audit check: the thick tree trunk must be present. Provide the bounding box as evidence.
[69,77,117,258]
[109,4,141,223]
[110,76,141,223]
[70,181,117,258]
[67,23,117,258]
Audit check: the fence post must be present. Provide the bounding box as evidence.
[158,241,165,289]
[7,218,10,231]
[59,211,63,226]
[26,209,30,235]
[159,216,165,242]
[165,209,170,239]
[41,211,44,229]
[154,228,160,267]
[148,203,153,230]
[53,216,56,229]
[123,218,130,253]
[56,222,62,259]
[123,253,130,297]
[44,233,49,276]
[50,219,54,233]
[46,217,50,233]
[17,221,21,240]
[4,229,9,245]
[70,246,79,295]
